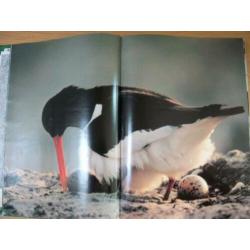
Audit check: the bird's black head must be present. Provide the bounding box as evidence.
[42,85,98,192]
[42,98,65,137]
[42,86,92,137]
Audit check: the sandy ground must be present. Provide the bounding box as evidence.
[2,150,250,219]
[120,187,250,219]
[121,150,250,219]
[2,169,119,218]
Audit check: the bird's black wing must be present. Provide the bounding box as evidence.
[86,86,244,155]
[119,87,244,137]
[119,87,202,136]
[87,86,200,155]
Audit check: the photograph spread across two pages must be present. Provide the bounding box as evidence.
[0,34,249,218]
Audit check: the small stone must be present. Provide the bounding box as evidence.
[122,204,148,213]
[178,175,209,200]
[4,172,21,187]
[33,205,46,217]
[3,203,17,215]
[226,149,245,158]
[229,182,245,195]
[68,169,119,194]
[68,170,102,194]
[64,207,73,212]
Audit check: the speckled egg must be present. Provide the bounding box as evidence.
[178,175,209,200]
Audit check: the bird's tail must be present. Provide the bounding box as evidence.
[200,104,244,119]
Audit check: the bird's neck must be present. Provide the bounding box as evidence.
[86,85,119,105]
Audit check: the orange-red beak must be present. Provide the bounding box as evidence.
[53,136,68,191]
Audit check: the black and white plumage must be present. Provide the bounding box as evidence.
[42,85,244,193]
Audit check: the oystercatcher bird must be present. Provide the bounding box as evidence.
[42,85,244,199]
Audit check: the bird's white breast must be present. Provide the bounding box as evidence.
[83,117,223,191]
[105,125,176,158]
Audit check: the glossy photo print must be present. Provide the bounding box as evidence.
[120,36,249,218]
[1,34,249,219]
[3,34,121,218]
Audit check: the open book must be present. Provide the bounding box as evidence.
[0,34,249,219]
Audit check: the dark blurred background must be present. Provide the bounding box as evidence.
[121,35,249,153]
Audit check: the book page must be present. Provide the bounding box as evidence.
[2,34,121,218]
[0,46,11,212]
[120,35,249,218]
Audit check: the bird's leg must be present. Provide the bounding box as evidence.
[163,177,175,200]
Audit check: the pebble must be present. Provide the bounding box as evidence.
[226,149,245,158]
[33,205,46,217]
[178,175,209,200]
[229,182,245,195]
[68,170,118,194]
